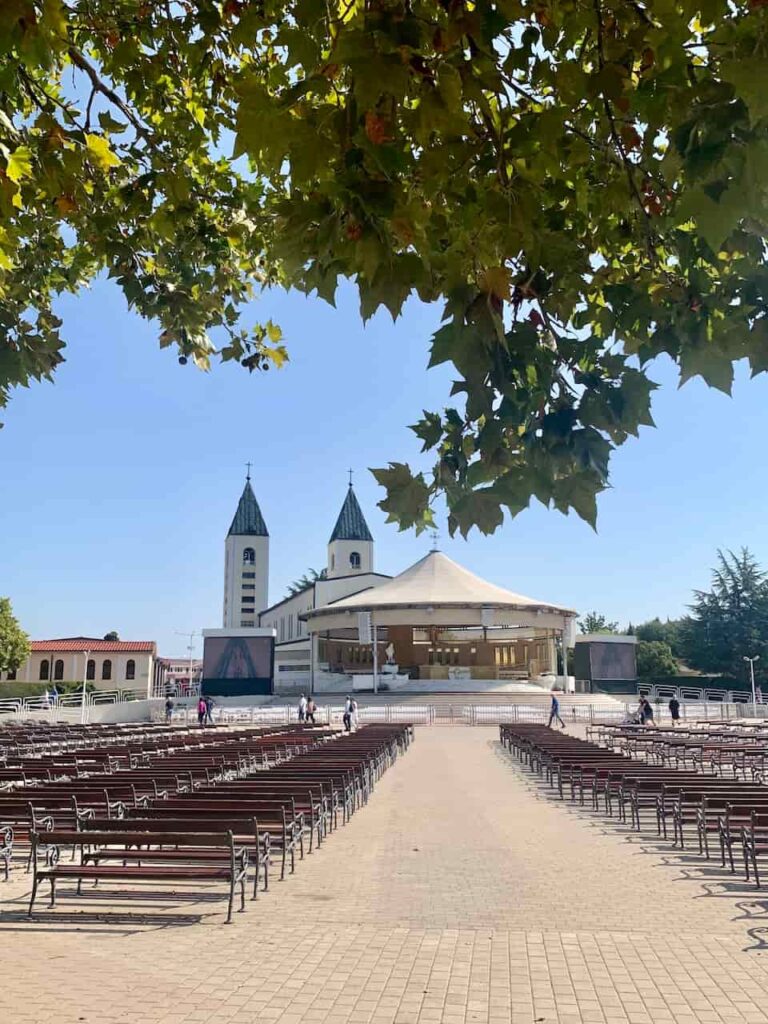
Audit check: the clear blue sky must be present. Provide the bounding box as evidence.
[1,276,766,658]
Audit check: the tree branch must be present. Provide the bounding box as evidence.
[67,47,155,147]
[17,67,82,127]
[84,85,96,132]
[592,0,657,263]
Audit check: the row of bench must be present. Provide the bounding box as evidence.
[0,722,328,786]
[587,721,768,779]
[0,721,413,922]
[500,723,768,887]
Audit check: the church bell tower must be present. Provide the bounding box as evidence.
[223,470,269,627]
[327,481,374,579]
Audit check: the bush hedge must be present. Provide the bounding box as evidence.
[0,680,96,700]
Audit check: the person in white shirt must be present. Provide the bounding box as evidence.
[298,694,308,723]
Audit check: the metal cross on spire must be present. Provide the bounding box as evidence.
[348,467,354,487]
[429,529,440,552]
[245,461,252,481]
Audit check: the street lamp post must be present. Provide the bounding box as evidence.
[80,650,90,725]
[744,654,760,711]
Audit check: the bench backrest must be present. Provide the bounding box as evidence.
[83,817,258,835]
[32,829,234,848]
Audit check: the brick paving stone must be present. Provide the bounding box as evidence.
[2,728,768,1022]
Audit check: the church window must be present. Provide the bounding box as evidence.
[350,551,361,569]
[102,659,112,681]
[241,620,255,627]
[243,548,255,565]
[39,659,50,681]
[86,659,95,680]
[54,659,64,681]
[126,659,136,681]
[330,554,335,570]
[243,571,255,579]
[242,584,255,590]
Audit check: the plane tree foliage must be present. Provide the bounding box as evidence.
[3,0,768,535]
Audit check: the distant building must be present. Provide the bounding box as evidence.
[154,657,203,696]
[0,637,157,693]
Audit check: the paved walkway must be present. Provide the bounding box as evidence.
[3,729,768,1023]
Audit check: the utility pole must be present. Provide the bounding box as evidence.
[175,630,199,695]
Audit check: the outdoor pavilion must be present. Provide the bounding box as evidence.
[302,550,578,692]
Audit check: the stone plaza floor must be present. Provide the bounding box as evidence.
[3,727,768,1023]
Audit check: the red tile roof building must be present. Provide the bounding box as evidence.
[1,637,157,693]
[30,638,155,653]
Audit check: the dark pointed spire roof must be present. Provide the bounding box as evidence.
[228,479,268,537]
[329,485,373,543]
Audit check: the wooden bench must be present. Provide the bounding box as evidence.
[29,828,249,922]
[125,803,301,879]
[79,816,269,898]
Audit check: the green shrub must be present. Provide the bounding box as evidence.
[0,680,96,700]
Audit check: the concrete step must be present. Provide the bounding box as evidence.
[261,691,628,708]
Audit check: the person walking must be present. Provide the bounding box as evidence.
[351,697,359,730]
[204,694,215,726]
[638,696,651,729]
[343,695,353,732]
[306,697,316,725]
[197,695,207,727]
[641,696,656,727]
[548,691,566,729]
[669,695,681,727]
[164,695,174,724]
[50,684,59,705]
[298,694,307,723]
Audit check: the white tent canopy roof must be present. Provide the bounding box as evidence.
[304,550,576,622]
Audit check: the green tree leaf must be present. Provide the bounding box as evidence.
[84,134,120,171]
[411,411,443,451]
[721,59,768,125]
[5,146,32,184]
[370,463,434,534]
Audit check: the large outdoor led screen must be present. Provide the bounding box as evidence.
[589,642,636,681]
[203,635,273,681]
